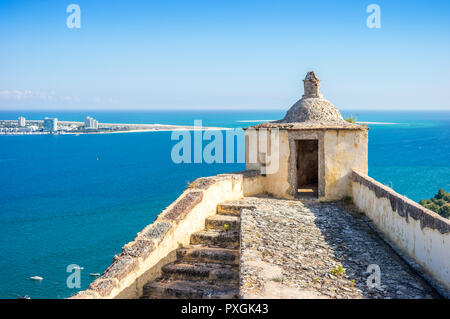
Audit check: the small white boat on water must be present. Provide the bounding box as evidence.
[29,276,43,281]
[89,273,100,277]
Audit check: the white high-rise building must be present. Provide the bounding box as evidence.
[43,117,58,132]
[85,116,99,129]
[18,116,26,127]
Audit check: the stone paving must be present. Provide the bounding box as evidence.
[238,195,440,299]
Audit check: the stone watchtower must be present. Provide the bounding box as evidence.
[245,71,368,200]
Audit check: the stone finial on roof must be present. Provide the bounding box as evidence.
[279,71,346,124]
[303,71,323,99]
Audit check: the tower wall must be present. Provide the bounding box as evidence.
[245,127,368,201]
[323,129,368,200]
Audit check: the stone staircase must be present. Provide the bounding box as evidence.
[141,203,242,299]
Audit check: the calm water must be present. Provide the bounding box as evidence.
[0,110,449,298]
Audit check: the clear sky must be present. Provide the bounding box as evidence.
[0,0,449,110]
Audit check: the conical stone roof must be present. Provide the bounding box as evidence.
[280,71,346,124]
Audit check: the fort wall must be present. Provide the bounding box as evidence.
[70,171,263,299]
[352,170,450,294]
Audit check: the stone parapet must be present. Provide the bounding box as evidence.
[70,171,263,299]
[352,170,450,296]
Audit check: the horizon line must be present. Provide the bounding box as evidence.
[0,108,449,112]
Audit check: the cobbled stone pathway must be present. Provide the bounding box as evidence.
[237,196,439,299]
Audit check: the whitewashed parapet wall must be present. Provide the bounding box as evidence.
[352,170,450,296]
[70,171,263,299]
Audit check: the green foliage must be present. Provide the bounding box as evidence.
[330,265,344,276]
[345,114,358,124]
[419,189,450,219]
[438,205,450,219]
[271,277,284,283]
[224,224,230,232]
[435,188,447,200]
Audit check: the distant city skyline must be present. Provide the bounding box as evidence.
[1,0,449,110]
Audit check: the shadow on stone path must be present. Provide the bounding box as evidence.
[237,195,440,299]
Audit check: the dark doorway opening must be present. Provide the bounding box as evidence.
[296,140,318,198]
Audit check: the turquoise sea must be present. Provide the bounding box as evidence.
[0,110,449,298]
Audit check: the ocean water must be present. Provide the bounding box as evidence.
[0,110,449,299]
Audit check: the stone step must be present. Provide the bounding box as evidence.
[216,203,255,216]
[190,230,239,248]
[205,215,240,231]
[142,279,239,299]
[161,262,239,281]
[177,246,239,265]
[216,204,242,216]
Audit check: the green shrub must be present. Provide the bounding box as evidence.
[435,188,447,200]
[438,205,450,218]
[419,189,449,219]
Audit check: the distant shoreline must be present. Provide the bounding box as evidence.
[0,120,229,135]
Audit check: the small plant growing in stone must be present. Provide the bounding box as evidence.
[330,265,344,276]
[345,114,358,124]
[350,279,355,287]
[272,277,284,283]
[224,224,230,232]
[313,277,319,283]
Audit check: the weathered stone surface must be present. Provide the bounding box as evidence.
[248,122,363,130]
[70,171,255,299]
[141,205,241,299]
[281,97,346,124]
[249,72,349,126]
[89,278,117,297]
[122,239,155,260]
[103,256,138,281]
[190,174,243,190]
[243,72,368,202]
[177,246,239,265]
[141,222,171,244]
[205,215,240,231]
[239,195,439,299]
[190,177,217,190]
[142,279,239,299]
[190,230,240,248]
[69,290,99,299]
[217,201,256,216]
[162,262,238,281]
[353,170,450,234]
[159,191,203,222]
[221,170,260,178]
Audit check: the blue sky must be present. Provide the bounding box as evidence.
[0,0,449,110]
